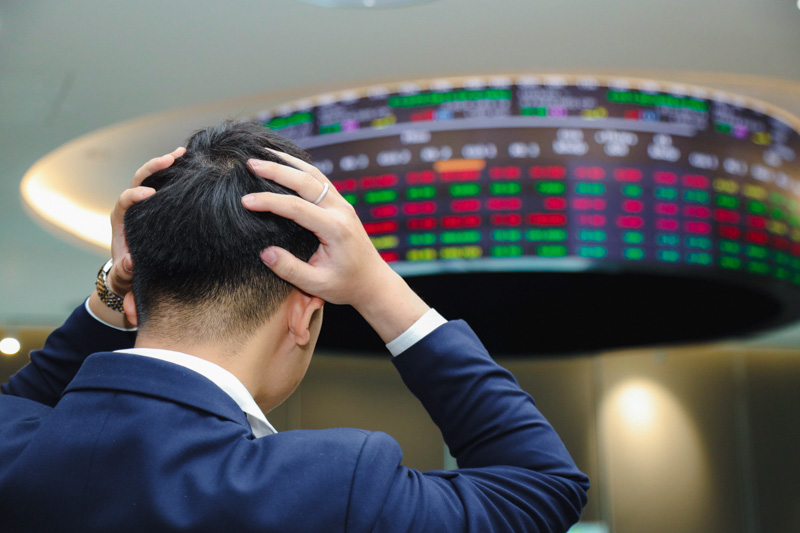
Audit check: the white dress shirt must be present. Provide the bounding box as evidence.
[385,308,447,356]
[115,347,278,438]
[88,299,446,438]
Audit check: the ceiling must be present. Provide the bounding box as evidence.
[2,0,800,346]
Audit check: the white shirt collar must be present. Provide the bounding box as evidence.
[115,347,276,438]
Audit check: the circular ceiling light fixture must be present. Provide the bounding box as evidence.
[0,337,21,356]
[294,0,436,8]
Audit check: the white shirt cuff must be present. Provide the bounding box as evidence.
[385,308,447,357]
[84,297,138,332]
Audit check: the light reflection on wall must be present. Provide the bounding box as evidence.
[20,171,110,249]
[616,383,656,429]
[600,378,712,532]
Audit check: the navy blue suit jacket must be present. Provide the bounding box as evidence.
[0,305,588,532]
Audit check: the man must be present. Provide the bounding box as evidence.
[0,122,588,532]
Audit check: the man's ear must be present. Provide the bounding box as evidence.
[123,292,138,327]
[286,290,325,346]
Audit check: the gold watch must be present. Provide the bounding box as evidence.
[96,259,125,312]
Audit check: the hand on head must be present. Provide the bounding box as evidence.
[241,151,392,309]
[106,147,186,296]
[242,151,430,343]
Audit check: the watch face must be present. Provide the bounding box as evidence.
[102,259,114,274]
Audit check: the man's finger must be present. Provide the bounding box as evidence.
[122,253,134,273]
[264,149,333,186]
[111,258,133,283]
[106,252,135,296]
[241,192,328,236]
[260,246,322,295]
[132,146,186,186]
[110,186,156,226]
[248,160,327,205]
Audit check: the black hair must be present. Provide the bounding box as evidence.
[124,121,319,343]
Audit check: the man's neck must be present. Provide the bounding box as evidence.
[134,334,233,364]
[132,319,299,415]
[134,330,263,397]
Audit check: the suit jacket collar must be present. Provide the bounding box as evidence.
[64,352,252,433]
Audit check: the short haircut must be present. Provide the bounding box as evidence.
[124,121,319,345]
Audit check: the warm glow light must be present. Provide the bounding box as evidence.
[0,337,21,356]
[21,172,111,249]
[618,383,656,428]
[600,375,712,530]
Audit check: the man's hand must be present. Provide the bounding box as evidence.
[242,152,429,343]
[106,147,186,296]
[89,147,185,328]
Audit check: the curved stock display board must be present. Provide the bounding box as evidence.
[250,76,800,354]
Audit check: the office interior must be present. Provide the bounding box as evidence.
[1,2,799,532]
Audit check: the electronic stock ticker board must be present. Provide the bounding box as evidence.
[249,76,800,354]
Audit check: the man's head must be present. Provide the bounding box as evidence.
[124,121,320,347]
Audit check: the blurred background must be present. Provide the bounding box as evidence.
[2,2,799,531]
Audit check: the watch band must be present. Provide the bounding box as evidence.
[96,259,125,313]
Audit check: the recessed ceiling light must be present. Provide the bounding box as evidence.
[0,337,21,356]
[294,0,436,8]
